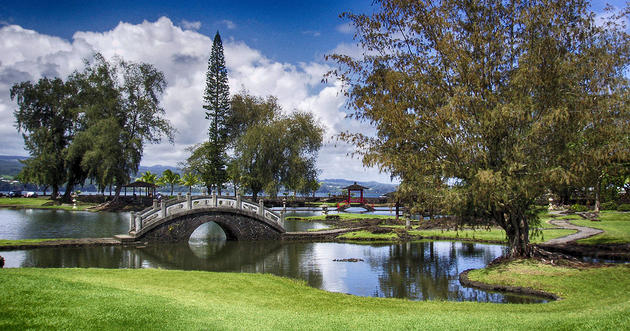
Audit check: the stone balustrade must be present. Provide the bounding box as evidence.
[128,193,283,234]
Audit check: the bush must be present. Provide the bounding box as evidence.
[600,202,618,211]
[617,204,630,212]
[570,204,590,212]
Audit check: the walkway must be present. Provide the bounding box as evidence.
[542,211,604,245]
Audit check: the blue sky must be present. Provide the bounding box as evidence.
[0,1,626,184]
[0,0,372,63]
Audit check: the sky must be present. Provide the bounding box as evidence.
[0,0,626,184]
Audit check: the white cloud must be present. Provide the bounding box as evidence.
[330,41,365,59]
[302,30,321,37]
[180,20,202,30]
[218,19,236,30]
[336,22,354,34]
[0,17,395,183]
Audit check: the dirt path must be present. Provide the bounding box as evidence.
[542,212,604,245]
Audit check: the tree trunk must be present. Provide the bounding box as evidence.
[594,176,602,213]
[252,190,258,201]
[51,184,59,200]
[61,183,74,203]
[504,212,531,258]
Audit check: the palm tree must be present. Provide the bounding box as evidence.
[181,172,200,194]
[137,171,158,184]
[137,171,158,196]
[159,169,181,197]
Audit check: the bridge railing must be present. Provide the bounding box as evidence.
[129,193,283,234]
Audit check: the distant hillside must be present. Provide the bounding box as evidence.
[0,155,28,177]
[0,155,181,178]
[136,165,182,177]
[319,178,398,197]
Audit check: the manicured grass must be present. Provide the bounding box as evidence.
[306,227,332,232]
[304,202,339,207]
[285,213,395,221]
[1,263,629,330]
[408,228,576,244]
[337,230,399,240]
[572,211,630,245]
[0,197,96,211]
[0,238,71,247]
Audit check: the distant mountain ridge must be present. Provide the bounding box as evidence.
[0,155,398,195]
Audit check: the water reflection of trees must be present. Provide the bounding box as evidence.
[20,246,132,268]
[368,241,533,302]
[134,241,323,289]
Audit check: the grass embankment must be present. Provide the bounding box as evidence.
[285,213,395,221]
[571,211,630,245]
[0,239,72,247]
[338,230,399,240]
[337,226,575,243]
[1,262,629,330]
[0,197,96,211]
[408,228,576,244]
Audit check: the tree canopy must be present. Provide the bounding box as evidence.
[11,53,175,201]
[327,0,630,256]
[228,92,324,200]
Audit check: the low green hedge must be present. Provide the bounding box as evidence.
[569,204,589,212]
[600,202,617,210]
[618,204,630,212]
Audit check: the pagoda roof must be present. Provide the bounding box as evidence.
[342,182,370,190]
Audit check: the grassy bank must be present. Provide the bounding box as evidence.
[1,262,629,330]
[0,197,96,211]
[571,211,630,244]
[0,238,71,247]
[285,213,395,221]
[335,227,575,243]
[408,228,576,244]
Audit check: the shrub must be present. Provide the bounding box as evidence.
[570,204,590,212]
[617,204,630,212]
[600,202,618,211]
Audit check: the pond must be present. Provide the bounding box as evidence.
[0,208,544,303]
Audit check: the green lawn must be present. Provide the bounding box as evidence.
[572,211,630,244]
[0,197,96,211]
[285,213,395,221]
[407,228,575,244]
[0,239,71,247]
[0,263,628,330]
[337,230,399,240]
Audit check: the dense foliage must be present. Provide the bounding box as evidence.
[327,0,630,256]
[11,54,174,201]
[228,92,324,200]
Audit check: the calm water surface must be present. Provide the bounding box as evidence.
[0,208,545,303]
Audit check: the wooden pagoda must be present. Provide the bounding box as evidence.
[342,182,369,204]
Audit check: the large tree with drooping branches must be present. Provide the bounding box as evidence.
[327,0,630,257]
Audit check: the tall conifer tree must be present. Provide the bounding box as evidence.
[203,31,230,195]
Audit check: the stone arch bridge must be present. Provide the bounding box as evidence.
[117,194,285,243]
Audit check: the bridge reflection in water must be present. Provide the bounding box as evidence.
[4,237,546,304]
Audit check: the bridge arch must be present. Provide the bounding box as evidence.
[124,195,285,242]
